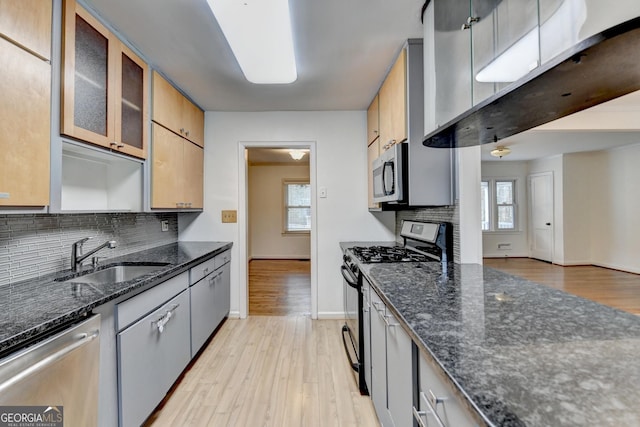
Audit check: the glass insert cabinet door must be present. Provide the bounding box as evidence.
[62,0,148,159]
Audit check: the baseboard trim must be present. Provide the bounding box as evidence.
[483,253,529,258]
[228,311,241,319]
[592,261,640,275]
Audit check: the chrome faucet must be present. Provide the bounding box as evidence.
[71,237,117,271]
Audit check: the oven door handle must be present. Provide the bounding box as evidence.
[382,161,395,196]
[341,325,359,373]
[341,266,358,288]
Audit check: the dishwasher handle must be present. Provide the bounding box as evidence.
[0,329,100,394]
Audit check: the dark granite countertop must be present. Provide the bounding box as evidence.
[340,242,640,426]
[0,241,232,355]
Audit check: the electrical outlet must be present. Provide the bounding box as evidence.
[221,210,237,223]
[161,220,169,232]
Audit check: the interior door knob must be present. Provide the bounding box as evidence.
[546,222,551,226]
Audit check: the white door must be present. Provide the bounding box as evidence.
[529,173,554,262]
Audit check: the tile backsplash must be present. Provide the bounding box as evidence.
[0,213,178,286]
[396,203,460,263]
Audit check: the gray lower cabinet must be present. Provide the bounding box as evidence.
[415,350,478,427]
[370,289,391,426]
[116,273,190,427]
[362,278,372,395]
[370,287,416,427]
[190,250,231,356]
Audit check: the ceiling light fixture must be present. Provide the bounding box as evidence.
[289,149,306,160]
[490,146,511,158]
[206,0,297,84]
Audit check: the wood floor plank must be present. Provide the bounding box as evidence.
[146,316,379,427]
[249,259,311,316]
[484,257,640,315]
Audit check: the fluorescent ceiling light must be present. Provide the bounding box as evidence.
[207,0,297,84]
[475,0,586,83]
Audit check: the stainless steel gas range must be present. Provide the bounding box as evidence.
[340,220,453,394]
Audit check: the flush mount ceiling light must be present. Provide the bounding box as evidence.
[206,0,297,84]
[490,146,511,158]
[289,149,306,160]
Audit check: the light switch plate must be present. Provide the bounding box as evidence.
[161,220,169,232]
[319,187,327,198]
[222,210,237,223]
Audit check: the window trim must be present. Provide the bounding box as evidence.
[481,178,518,232]
[282,179,311,235]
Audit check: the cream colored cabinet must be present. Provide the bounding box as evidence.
[367,95,380,145]
[151,123,203,209]
[61,0,148,159]
[152,71,204,148]
[0,0,51,60]
[378,48,407,150]
[0,2,51,207]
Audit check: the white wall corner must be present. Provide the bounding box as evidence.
[457,146,483,264]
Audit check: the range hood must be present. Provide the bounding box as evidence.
[423,17,640,148]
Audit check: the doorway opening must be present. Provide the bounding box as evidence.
[243,145,315,317]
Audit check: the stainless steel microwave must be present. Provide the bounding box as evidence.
[372,143,407,204]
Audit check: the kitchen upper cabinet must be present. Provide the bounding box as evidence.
[61,0,148,159]
[367,95,380,145]
[0,15,51,207]
[0,0,51,60]
[378,48,407,149]
[151,123,203,209]
[152,71,204,148]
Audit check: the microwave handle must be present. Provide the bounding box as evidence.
[382,161,395,196]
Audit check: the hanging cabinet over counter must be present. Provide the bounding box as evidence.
[61,0,148,159]
[0,0,51,207]
[152,71,204,148]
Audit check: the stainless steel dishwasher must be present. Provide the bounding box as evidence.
[0,314,100,426]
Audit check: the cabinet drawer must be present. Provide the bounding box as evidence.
[117,290,190,427]
[214,250,231,269]
[116,271,188,331]
[190,256,216,285]
[417,350,478,427]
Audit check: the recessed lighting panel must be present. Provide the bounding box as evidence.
[207,0,297,84]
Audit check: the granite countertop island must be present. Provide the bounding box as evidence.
[341,242,640,426]
[0,241,232,355]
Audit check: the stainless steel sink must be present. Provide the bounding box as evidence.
[62,264,168,285]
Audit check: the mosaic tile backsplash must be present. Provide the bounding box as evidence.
[0,213,178,286]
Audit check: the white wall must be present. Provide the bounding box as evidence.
[562,152,595,265]
[528,155,564,263]
[589,143,640,273]
[248,164,310,259]
[178,111,396,318]
[481,160,529,257]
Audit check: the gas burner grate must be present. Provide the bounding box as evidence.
[351,246,430,263]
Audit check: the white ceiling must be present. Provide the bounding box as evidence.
[247,148,310,165]
[83,0,426,111]
[481,90,640,161]
[81,0,640,159]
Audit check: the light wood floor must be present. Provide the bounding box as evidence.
[249,260,311,316]
[484,257,640,315]
[145,316,379,427]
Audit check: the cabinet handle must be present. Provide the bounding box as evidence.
[383,314,398,328]
[186,202,192,208]
[461,16,480,30]
[110,142,125,149]
[185,130,190,137]
[203,267,209,275]
[420,391,446,427]
[151,303,180,333]
[412,406,428,427]
[180,128,185,134]
[176,202,185,208]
